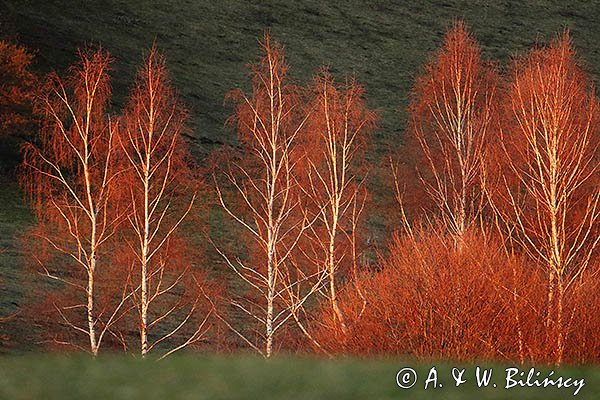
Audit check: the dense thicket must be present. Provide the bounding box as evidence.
[317,26,599,365]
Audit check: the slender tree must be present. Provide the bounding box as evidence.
[120,47,210,358]
[408,21,497,241]
[214,34,320,358]
[301,70,375,334]
[21,49,128,355]
[490,32,599,365]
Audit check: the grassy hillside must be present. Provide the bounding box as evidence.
[0,355,597,399]
[2,0,600,156]
[1,0,600,353]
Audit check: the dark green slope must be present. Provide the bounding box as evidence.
[3,0,599,157]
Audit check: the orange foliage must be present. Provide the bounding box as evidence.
[314,224,600,364]
[10,25,600,364]
[0,40,36,137]
[313,225,542,362]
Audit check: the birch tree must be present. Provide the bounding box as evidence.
[408,21,497,240]
[21,48,128,355]
[301,70,375,334]
[120,47,210,358]
[214,34,321,358]
[490,32,600,365]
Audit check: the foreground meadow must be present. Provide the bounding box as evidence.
[0,355,596,399]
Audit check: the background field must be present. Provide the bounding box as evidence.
[3,0,600,157]
[0,355,596,399]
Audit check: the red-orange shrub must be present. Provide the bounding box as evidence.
[313,225,547,363]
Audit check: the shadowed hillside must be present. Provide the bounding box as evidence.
[2,0,599,157]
